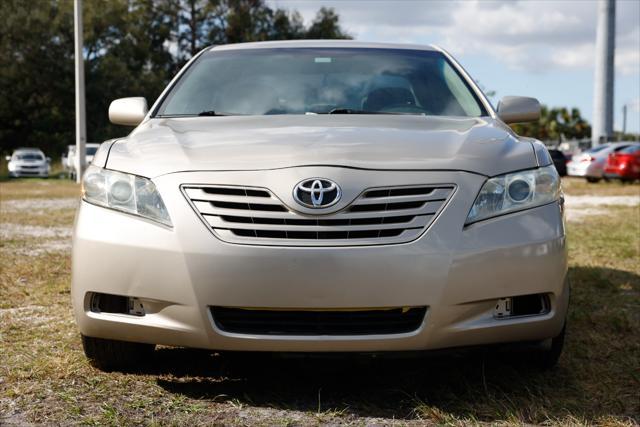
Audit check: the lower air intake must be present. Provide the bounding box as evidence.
[211,306,427,336]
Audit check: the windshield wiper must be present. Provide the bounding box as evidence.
[197,110,231,116]
[325,108,422,115]
[327,108,381,115]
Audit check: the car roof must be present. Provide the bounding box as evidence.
[209,40,439,53]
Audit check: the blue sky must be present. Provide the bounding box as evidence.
[269,0,640,134]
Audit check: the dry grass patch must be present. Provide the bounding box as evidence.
[561,177,640,196]
[0,180,80,201]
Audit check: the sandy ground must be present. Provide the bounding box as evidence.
[0,197,76,256]
[564,195,640,222]
[1,198,78,214]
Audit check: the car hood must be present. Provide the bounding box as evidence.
[106,115,537,178]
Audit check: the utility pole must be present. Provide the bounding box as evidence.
[622,104,627,136]
[591,0,616,147]
[74,0,87,182]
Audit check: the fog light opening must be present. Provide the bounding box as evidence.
[90,293,145,317]
[493,294,550,319]
[494,297,512,318]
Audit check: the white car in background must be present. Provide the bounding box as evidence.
[6,148,50,178]
[567,142,636,182]
[64,143,101,178]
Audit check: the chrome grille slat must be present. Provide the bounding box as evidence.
[184,188,281,205]
[213,227,425,244]
[205,214,431,232]
[354,189,450,204]
[184,184,454,246]
[195,201,442,219]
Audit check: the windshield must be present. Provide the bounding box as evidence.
[156,48,487,117]
[14,153,44,161]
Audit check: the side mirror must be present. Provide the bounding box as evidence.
[109,97,148,126]
[5,155,10,161]
[497,96,540,124]
[46,157,52,163]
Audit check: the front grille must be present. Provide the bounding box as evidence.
[211,306,427,335]
[183,183,454,246]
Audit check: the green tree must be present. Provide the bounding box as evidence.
[511,105,591,142]
[305,7,350,39]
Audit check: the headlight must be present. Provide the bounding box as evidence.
[466,165,560,225]
[82,165,172,227]
[8,162,15,171]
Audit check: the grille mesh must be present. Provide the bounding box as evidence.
[183,184,454,246]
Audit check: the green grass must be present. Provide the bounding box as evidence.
[0,179,638,425]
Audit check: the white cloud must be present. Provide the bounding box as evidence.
[269,0,640,75]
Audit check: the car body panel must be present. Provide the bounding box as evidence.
[604,144,640,180]
[107,115,536,178]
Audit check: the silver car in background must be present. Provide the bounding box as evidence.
[72,41,568,371]
[567,142,635,182]
[6,148,50,178]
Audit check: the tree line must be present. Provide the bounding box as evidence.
[510,106,592,144]
[0,0,350,156]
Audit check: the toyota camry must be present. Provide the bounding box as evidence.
[72,41,568,370]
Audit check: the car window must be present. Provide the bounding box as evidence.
[14,153,44,161]
[86,147,98,155]
[619,145,640,154]
[156,48,487,117]
[613,145,632,152]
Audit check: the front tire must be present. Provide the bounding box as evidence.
[531,324,565,370]
[81,335,155,371]
[586,177,600,183]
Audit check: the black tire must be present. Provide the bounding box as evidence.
[81,335,155,371]
[531,324,565,370]
[586,177,600,183]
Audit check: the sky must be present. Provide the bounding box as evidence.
[268,0,640,134]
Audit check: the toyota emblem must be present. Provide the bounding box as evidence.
[293,178,341,208]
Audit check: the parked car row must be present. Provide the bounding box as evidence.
[5,144,103,179]
[567,142,640,183]
[5,148,51,178]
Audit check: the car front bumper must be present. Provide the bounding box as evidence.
[72,169,568,353]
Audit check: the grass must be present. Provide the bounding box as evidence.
[0,178,638,425]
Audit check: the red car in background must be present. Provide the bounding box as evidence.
[604,144,640,182]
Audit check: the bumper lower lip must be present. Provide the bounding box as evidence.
[71,170,568,352]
